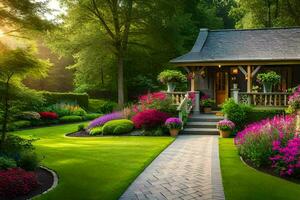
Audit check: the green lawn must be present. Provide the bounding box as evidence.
[219,138,300,200]
[14,124,174,200]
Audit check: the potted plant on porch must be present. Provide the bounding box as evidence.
[158,70,187,92]
[165,117,183,137]
[201,95,215,113]
[217,119,235,138]
[257,71,281,93]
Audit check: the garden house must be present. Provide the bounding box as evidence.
[170,27,300,110]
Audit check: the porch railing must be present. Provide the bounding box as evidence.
[238,92,291,106]
[165,92,193,123]
[165,92,186,105]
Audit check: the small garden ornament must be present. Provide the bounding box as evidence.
[217,119,235,138]
[165,117,183,137]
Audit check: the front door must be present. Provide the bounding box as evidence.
[215,71,229,105]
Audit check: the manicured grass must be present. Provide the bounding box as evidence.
[219,138,300,200]
[14,124,174,200]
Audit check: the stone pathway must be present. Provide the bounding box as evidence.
[119,135,225,200]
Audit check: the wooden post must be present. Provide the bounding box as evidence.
[247,65,252,92]
[191,71,195,92]
[247,65,252,105]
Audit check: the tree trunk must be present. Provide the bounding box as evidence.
[0,79,10,149]
[117,52,124,107]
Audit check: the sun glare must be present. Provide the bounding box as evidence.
[0,30,4,38]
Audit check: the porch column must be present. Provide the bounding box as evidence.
[190,71,195,92]
[247,65,252,92]
[193,91,200,112]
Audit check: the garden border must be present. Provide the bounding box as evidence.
[33,166,59,198]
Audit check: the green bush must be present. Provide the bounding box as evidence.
[77,124,85,131]
[83,113,103,121]
[41,91,89,109]
[17,111,41,120]
[59,115,83,123]
[247,108,285,124]
[89,127,103,135]
[0,157,17,170]
[18,151,40,171]
[0,135,35,156]
[222,99,252,132]
[88,99,117,114]
[102,119,134,135]
[12,120,31,129]
[46,103,87,117]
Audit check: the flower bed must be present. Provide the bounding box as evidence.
[235,114,300,177]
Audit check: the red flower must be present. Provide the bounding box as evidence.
[39,112,58,120]
[0,168,38,198]
[132,109,169,129]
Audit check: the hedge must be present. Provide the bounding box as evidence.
[88,99,118,114]
[247,108,285,124]
[40,92,89,109]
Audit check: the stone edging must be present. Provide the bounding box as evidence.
[33,166,59,199]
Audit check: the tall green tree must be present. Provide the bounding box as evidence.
[0,0,52,37]
[0,48,50,148]
[231,0,300,28]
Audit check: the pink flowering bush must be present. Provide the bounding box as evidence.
[288,85,300,111]
[235,115,297,168]
[217,119,235,131]
[165,118,182,130]
[132,109,169,129]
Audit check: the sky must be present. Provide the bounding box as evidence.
[43,0,66,21]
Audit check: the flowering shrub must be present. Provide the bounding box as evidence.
[0,168,38,199]
[18,111,41,120]
[270,137,300,176]
[235,115,298,172]
[88,112,123,129]
[39,112,58,120]
[139,92,167,104]
[132,109,169,129]
[46,103,87,117]
[288,85,300,110]
[165,118,182,130]
[217,119,235,131]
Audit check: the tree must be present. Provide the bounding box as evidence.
[231,0,300,28]
[0,48,50,148]
[0,0,52,37]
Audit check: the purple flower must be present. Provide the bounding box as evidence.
[165,117,182,130]
[88,112,123,129]
[217,119,235,131]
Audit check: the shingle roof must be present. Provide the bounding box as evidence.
[170,27,300,64]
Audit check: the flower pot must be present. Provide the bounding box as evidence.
[203,107,212,113]
[169,129,179,137]
[219,130,231,138]
[263,82,273,93]
[167,82,176,92]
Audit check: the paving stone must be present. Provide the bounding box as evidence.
[119,135,225,200]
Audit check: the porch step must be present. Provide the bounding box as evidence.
[181,128,219,135]
[181,113,223,135]
[185,121,217,129]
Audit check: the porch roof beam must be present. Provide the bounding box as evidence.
[251,66,261,77]
[238,66,247,76]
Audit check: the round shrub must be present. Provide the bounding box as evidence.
[0,157,17,170]
[0,168,38,199]
[83,113,103,121]
[77,124,85,131]
[39,112,58,120]
[59,115,83,123]
[132,109,169,130]
[157,70,186,84]
[102,119,134,135]
[12,120,31,129]
[18,151,40,171]
[89,127,103,135]
[18,111,41,120]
